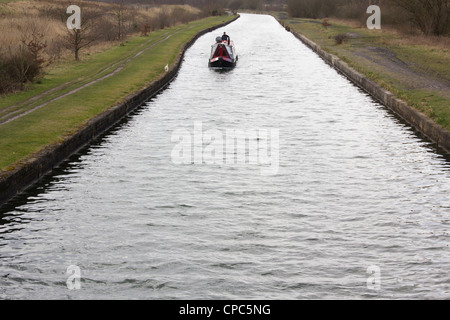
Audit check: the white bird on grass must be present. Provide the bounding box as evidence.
[164,64,169,72]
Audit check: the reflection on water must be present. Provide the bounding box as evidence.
[0,14,449,300]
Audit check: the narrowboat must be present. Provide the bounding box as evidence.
[208,36,238,69]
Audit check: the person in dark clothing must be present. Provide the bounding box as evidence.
[222,32,230,45]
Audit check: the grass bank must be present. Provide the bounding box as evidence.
[273,12,450,133]
[0,15,236,172]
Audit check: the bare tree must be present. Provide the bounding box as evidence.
[112,0,128,40]
[64,9,101,61]
[390,0,450,35]
[21,19,49,69]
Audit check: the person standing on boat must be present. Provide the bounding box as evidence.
[222,32,230,45]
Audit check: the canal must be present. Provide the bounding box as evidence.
[0,13,449,299]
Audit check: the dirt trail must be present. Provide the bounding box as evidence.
[353,45,450,96]
[283,17,450,98]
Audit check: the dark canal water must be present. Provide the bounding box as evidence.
[1,14,449,299]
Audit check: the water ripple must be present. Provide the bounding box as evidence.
[0,13,449,300]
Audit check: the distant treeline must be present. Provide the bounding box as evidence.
[286,0,450,36]
[91,0,450,36]
[88,0,282,11]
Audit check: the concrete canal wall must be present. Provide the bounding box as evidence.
[287,27,450,155]
[0,15,240,206]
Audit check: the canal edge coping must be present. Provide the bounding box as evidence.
[278,20,450,155]
[0,15,240,206]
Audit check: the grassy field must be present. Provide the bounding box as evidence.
[273,12,450,132]
[0,15,236,171]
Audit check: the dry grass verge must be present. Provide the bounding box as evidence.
[0,0,204,94]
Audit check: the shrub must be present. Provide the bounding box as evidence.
[334,33,348,45]
[288,0,338,19]
[0,46,41,94]
[322,19,331,29]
